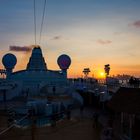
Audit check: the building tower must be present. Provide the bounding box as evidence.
[26,46,47,71]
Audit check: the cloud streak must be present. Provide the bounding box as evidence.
[9,45,32,52]
[96,39,112,45]
[131,20,140,28]
[51,36,61,40]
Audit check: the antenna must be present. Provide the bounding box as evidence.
[83,68,90,79]
[104,64,110,77]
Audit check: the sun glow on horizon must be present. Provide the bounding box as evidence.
[96,71,106,79]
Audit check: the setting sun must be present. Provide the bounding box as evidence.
[100,72,105,76]
[97,71,106,79]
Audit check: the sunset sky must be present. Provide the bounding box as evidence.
[0,0,140,78]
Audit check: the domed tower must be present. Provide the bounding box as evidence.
[26,46,47,71]
[2,53,17,78]
[57,54,71,78]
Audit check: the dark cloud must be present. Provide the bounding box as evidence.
[131,20,140,28]
[51,36,61,40]
[96,39,112,45]
[9,46,32,52]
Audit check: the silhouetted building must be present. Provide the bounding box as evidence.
[108,87,140,140]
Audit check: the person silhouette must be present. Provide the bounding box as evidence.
[52,86,56,95]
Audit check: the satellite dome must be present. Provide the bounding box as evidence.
[2,53,17,69]
[57,54,71,70]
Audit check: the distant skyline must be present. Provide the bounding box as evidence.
[0,0,140,77]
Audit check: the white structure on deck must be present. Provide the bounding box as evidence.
[0,46,72,98]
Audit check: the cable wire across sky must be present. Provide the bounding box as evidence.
[33,0,47,46]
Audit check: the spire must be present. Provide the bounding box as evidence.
[26,46,47,71]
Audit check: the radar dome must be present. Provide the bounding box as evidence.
[2,53,17,69]
[57,54,71,70]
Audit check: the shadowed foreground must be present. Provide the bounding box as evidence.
[0,118,101,140]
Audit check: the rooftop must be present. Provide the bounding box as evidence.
[108,87,140,114]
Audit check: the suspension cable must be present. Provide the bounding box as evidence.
[39,0,47,45]
[33,0,37,45]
